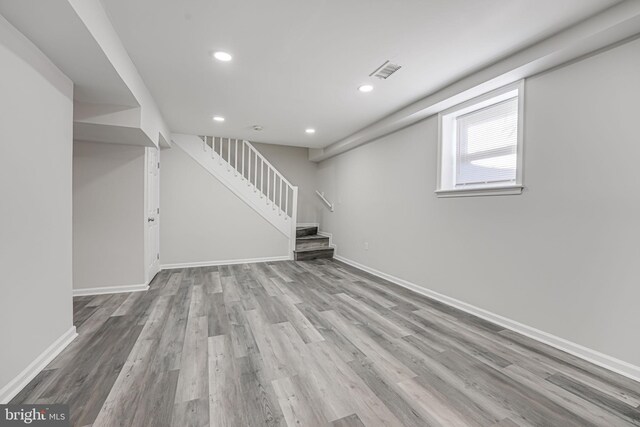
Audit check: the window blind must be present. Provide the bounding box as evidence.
[456,96,518,186]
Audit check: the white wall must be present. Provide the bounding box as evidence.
[318,38,640,367]
[253,143,321,224]
[0,15,73,391]
[68,0,171,147]
[160,145,289,266]
[73,140,145,290]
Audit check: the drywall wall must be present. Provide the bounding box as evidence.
[160,144,289,266]
[68,0,171,146]
[73,140,146,290]
[0,15,73,393]
[318,38,640,367]
[253,142,321,224]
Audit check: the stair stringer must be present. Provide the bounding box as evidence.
[171,133,295,247]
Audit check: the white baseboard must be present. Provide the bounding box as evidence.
[161,255,290,270]
[0,326,77,404]
[334,255,640,383]
[316,230,335,249]
[72,283,149,297]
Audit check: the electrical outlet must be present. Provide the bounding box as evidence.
[364,242,369,251]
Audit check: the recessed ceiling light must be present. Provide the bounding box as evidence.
[305,128,316,134]
[358,84,374,93]
[213,51,232,62]
[213,116,225,122]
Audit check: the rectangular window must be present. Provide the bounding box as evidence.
[437,81,524,197]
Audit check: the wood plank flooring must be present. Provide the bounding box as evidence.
[12,259,640,426]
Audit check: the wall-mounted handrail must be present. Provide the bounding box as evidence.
[316,191,334,212]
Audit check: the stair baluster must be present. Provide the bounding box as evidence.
[174,133,300,257]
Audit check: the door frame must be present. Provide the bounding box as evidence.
[144,146,161,284]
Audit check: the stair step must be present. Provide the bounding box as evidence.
[294,247,334,261]
[296,226,318,237]
[296,235,330,250]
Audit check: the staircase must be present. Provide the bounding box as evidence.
[171,134,335,261]
[171,133,299,256]
[295,226,334,260]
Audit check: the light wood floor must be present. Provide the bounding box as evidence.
[13,260,640,426]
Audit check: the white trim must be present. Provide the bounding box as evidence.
[436,81,525,197]
[144,146,161,284]
[72,283,149,297]
[289,187,299,260]
[334,255,640,383]
[0,326,77,404]
[316,230,335,249]
[436,185,524,198]
[161,255,290,270]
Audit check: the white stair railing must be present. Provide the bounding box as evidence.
[188,135,298,255]
[201,136,296,217]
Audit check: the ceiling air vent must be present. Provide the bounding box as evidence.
[369,60,402,79]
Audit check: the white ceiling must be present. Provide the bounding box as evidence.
[102,0,620,148]
[0,0,137,106]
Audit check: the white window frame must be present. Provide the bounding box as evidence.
[436,80,525,198]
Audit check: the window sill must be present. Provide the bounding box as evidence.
[435,185,523,198]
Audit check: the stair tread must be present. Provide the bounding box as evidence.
[296,226,319,238]
[296,234,328,241]
[294,247,334,253]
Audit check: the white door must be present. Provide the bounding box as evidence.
[145,147,160,282]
